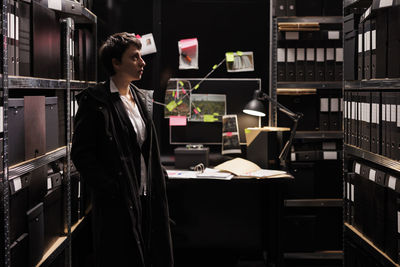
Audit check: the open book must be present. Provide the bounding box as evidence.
[214,157,287,178]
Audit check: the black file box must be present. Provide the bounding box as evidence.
[70,169,80,225]
[9,98,25,166]
[27,202,44,266]
[275,0,287,16]
[84,28,96,81]
[24,96,46,161]
[9,173,31,244]
[315,48,325,81]
[376,10,388,78]
[296,48,306,81]
[29,166,47,210]
[10,233,29,267]
[44,172,64,253]
[287,162,315,199]
[323,0,342,16]
[335,48,343,81]
[388,6,400,78]
[344,30,358,81]
[358,22,364,80]
[325,48,335,81]
[319,97,329,130]
[372,169,386,250]
[371,19,377,79]
[8,0,16,76]
[306,48,315,81]
[17,0,31,76]
[32,1,61,79]
[174,147,210,169]
[277,48,286,81]
[371,92,380,154]
[295,0,322,16]
[45,97,59,152]
[385,174,400,263]
[286,48,296,81]
[363,20,372,80]
[286,0,295,16]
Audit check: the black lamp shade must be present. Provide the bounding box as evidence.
[243,98,266,117]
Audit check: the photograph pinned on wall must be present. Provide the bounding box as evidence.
[225,51,255,72]
[139,33,157,56]
[189,94,226,122]
[222,115,241,155]
[164,79,192,118]
[178,38,199,69]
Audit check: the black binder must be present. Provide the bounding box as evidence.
[330,97,340,130]
[286,48,296,81]
[376,10,388,78]
[10,233,29,267]
[17,0,31,76]
[319,96,329,130]
[287,0,295,16]
[370,18,377,79]
[358,22,364,80]
[372,169,386,249]
[9,98,25,165]
[45,97,59,152]
[363,20,371,80]
[275,0,287,16]
[335,48,343,81]
[8,0,16,76]
[296,47,306,81]
[381,92,388,157]
[277,48,286,81]
[316,48,325,81]
[389,92,397,160]
[384,174,400,263]
[388,6,400,78]
[344,30,358,81]
[395,91,400,160]
[370,92,380,154]
[306,48,315,81]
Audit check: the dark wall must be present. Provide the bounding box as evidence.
[93,0,270,155]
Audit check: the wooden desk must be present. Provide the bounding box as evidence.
[166,175,293,266]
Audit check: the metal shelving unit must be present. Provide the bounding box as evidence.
[295,131,343,139]
[345,79,400,89]
[285,199,343,207]
[285,251,343,260]
[277,16,343,24]
[0,1,97,266]
[278,81,343,89]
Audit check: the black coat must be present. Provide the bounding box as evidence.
[71,81,173,267]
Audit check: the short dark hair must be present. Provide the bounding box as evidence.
[99,32,142,75]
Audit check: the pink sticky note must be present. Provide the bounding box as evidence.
[135,34,141,39]
[170,116,187,126]
[226,132,233,137]
[181,88,187,94]
[193,108,199,114]
[179,38,198,50]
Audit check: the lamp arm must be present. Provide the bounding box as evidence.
[278,116,300,168]
[257,90,298,120]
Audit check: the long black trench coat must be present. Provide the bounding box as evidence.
[71,81,173,267]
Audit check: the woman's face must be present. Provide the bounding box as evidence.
[114,44,146,81]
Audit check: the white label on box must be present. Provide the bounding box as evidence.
[287,48,295,62]
[13,177,22,192]
[0,107,3,133]
[320,98,329,112]
[323,151,337,160]
[47,177,52,190]
[9,13,15,39]
[372,30,376,50]
[328,31,340,40]
[364,31,371,52]
[372,103,377,123]
[316,48,324,62]
[336,48,343,62]
[331,98,339,112]
[369,169,376,182]
[352,102,356,120]
[285,32,299,40]
[78,181,81,198]
[351,184,355,202]
[297,48,305,61]
[48,0,62,11]
[358,34,363,53]
[380,0,393,8]
[397,211,400,233]
[15,16,19,41]
[306,48,315,61]
[355,163,361,174]
[389,176,397,190]
[291,152,296,162]
[397,105,400,127]
[377,103,380,125]
[341,98,343,112]
[391,105,396,122]
[344,101,347,118]
[326,48,334,61]
[323,142,336,150]
[382,104,386,121]
[387,104,391,122]
[367,103,371,122]
[346,182,350,199]
[277,48,285,62]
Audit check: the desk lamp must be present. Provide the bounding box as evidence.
[243,90,303,168]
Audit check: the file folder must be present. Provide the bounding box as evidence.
[330,97,340,130]
[277,48,286,81]
[370,92,380,154]
[320,97,329,130]
[335,48,343,81]
[286,48,296,81]
[296,47,306,81]
[8,0,16,75]
[370,18,377,79]
[390,93,397,160]
[381,93,388,157]
[358,22,364,80]
[363,20,371,80]
[325,48,335,81]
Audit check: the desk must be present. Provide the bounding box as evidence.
[166,175,293,267]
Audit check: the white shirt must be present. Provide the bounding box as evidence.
[110,79,147,195]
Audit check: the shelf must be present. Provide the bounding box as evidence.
[345,79,400,90]
[8,147,66,180]
[285,198,343,207]
[344,144,400,173]
[284,250,343,260]
[36,217,87,267]
[278,81,342,89]
[345,223,400,267]
[295,131,343,139]
[7,76,96,90]
[277,16,343,24]
[344,0,372,9]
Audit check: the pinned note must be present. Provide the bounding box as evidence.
[166,101,178,111]
[237,51,243,56]
[170,116,187,126]
[178,38,198,69]
[226,52,235,62]
[204,115,217,122]
[194,84,200,90]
